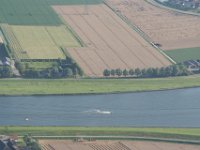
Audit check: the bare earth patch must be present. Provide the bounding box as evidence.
[106,0,200,50]
[53,4,171,77]
[39,140,200,150]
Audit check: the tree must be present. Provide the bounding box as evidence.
[111,69,116,76]
[63,67,73,77]
[159,67,166,77]
[115,68,122,77]
[141,68,147,77]
[146,68,154,77]
[171,65,179,76]
[129,69,135,76]
[152,68,159,77]
[103,69,111,77]
[15,61,25,74]
[123,69,129,77]
[2,66,12,78]
[135,68,141,77]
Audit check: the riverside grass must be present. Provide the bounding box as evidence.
[0,76,200,95]
[165,47,200,63]
[1,127,200,140]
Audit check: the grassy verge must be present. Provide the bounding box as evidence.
[0,76,200,95]
[1,127,200,140]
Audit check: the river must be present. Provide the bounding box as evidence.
[0,87,200,127]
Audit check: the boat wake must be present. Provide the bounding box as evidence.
[83,109,112,115]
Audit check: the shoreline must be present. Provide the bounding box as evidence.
[1,127,200,142]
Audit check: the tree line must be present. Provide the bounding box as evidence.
[15,58,83,79]
[0,66,13,78]
[103,64,191,78]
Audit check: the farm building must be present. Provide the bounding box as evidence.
[183,60,200,72]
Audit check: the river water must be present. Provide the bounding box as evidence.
[0,88,200,127]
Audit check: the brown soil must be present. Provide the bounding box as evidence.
[39,140,200,150]
[106,0,200,50]
[53,4,171,77]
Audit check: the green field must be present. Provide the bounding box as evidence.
[0,0,102,26]
[0,25,80,60]
[165,47,200,63]
[1,127,200,140]
[0,76,200,95]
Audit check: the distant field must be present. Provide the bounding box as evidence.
[164,47,200,63]
[107,0,200,50]
[0,76,200,95]
[0,0,102,25]
[0,25,80,60]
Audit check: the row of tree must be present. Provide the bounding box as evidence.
[103,64,191,78]
[15,59,83,78]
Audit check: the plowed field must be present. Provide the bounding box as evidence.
[53,4,171,76]
[39,140,200,150]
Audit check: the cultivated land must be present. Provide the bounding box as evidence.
[53,4,171,76]
[0,76,200,95]
[39,140,200,150]
[106,0,200,51]
[0,25,80,60]
[165,47,200,63]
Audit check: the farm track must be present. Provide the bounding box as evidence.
[53,4,171,76]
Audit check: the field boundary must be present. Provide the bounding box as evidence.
[25,135,200,145]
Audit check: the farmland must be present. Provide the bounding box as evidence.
[0,25,80,60]
[0,0,102,26]
[165,47,200,63]
[53,4,171,76]
[106,0,200,51]
[39,140,200,150]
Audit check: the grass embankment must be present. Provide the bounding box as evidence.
[0,76,200,95]
[165,47,200,63]
[1,127,200,140]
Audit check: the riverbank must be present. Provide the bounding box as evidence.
[0,76,200,96]
[1,127,200,141]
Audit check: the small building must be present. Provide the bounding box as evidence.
[183,60,200,72]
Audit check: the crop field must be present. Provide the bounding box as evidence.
[0,0,102,25]
[106,0,200,51]
[53,4,171,76]
[0,24,80,60]
[165,47,200,63]
[39,140,200,150]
